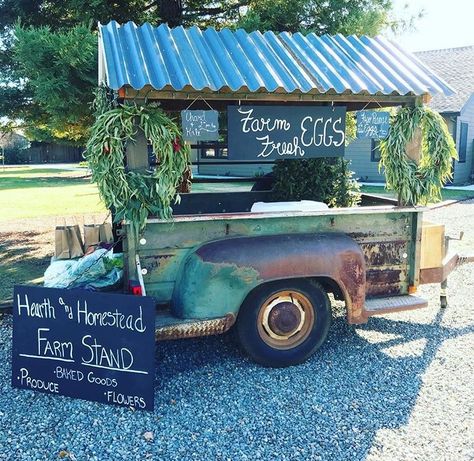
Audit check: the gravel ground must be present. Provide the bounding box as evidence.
[0,201,473,461]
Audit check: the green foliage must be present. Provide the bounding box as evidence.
[272,158,361,207]
[0,132,30,164]
[13,25,97,143]
[0,1,251,31]
[0,0,158,30]
[379,106,457,205]
[345,112,357,145]
[85,103,190,238]
[0,0,166,144]
[237,0,398,35]
[271,112,360,207]
[103,255,124,271]
[0,0,413,145]
[92,86,114,118]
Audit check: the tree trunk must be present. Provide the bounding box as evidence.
[158,0,183,27]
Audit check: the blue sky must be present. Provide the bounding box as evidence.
[389,0,474,51]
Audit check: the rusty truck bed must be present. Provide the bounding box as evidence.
[124,205,423,318]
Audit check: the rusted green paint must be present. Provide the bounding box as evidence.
[172,255,262,318]
[140,250,186,281]
[409,211,422,286]
[123,207,422,321]
[170,232,367,322]
[143,281,175,301]
[139,210,414,250]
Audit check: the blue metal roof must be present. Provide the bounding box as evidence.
[98,21,454,97]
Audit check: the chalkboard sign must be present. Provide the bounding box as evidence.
[356,111,390,139]
[227,105,346,161]
[12,286,156,411]
[181,110,219,141]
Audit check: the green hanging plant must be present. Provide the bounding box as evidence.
[85,103,190,239]
[379,106,457,205]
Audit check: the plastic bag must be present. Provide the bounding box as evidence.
[44,249,123,290]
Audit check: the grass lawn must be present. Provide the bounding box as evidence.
[0,167,253,221]
[0,166,106,221]
[0,167,253,305]
[0,167,108,305]
[361,185,474,202]
[192,181,253,193]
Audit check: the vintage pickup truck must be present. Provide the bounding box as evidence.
[95,21,473,368]
[121,190,469,367]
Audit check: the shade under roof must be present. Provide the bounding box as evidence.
[98,21,454,98]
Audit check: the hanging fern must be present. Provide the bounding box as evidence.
[85,103,190,239]
[379,106,457,205]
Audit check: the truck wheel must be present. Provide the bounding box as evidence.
[237,280,331,367]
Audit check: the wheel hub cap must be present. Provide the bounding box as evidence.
[257,291,315,349]
[267,301,302,336]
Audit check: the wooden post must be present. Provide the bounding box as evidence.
[125,127,149,171]
[121,122,148,258]
[405,127,422,164]
[398,96,424,206]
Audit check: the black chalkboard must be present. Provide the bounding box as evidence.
[356,110,390,139]
[228,105,346,161]
[11,286,156,411]
[181,110,219,141]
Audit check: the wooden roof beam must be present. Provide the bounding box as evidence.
[121,87,420,109]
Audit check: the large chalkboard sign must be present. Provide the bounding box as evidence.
[228,105,346,161]
[181,110,219,141]
[12,286,156,410]
[356,111,390,139]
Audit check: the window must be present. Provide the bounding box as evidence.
[371,139,381,162]
[458,122,468,163]
[196,141,228,159]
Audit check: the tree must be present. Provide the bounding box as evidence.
[237,0,406,36]
[0,0,411,144]
[12,25,97,143]
[0,0,156,144]
[272,157,361,207]
[0,1,254,143]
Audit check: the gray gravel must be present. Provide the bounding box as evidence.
[1,200,473,461]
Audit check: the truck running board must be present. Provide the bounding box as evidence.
[155,311,236,341]
[365,295,428,317]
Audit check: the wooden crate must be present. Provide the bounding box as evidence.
[420,221,445,269]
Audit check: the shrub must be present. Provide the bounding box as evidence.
[272,158,361,207]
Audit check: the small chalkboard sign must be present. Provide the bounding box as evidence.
[227,105,346,161]
[12,286,156,411]
[181,110,219,141]
[356,111,390,139]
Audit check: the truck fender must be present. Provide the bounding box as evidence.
[172,233,366,323]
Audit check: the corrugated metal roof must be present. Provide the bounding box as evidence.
[98,21,454,97]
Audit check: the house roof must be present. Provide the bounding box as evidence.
[415,46,474,113]
[98,21,454,99]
